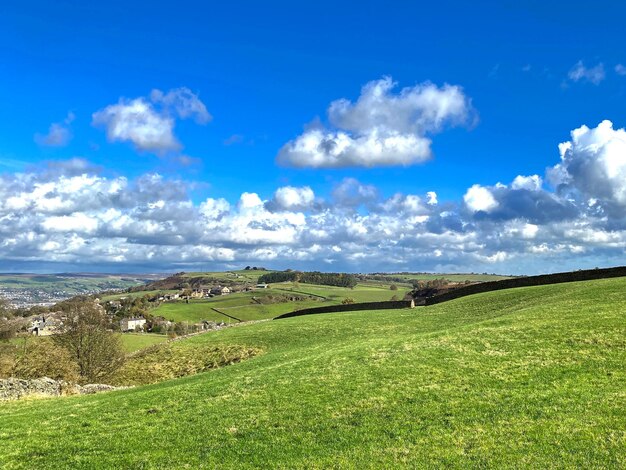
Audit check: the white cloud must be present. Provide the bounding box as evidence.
[522,223,539,239]
[381,193,429,215]
[34,112,74,147]
[615,64,626,76]
[92,88,210,154]
[41,213,99,234]
[549,120,626,208]
[93,98,179,153]
[426,191,438,205]
[464,184,498,213]
[7,116,626,274]
[277,77,473,168]
[511,174,542,191]
[567,61,605,85]
[271,186,315,210]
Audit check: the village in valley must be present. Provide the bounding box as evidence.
[2,267,476,344]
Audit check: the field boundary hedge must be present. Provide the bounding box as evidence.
[274,300,415,319]
[422,266,626,306]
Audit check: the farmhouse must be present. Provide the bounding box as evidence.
[256,283,269,289]
[210,286,231,296]
[120,317,147,332]
[29,316,62,336]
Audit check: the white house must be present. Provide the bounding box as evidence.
[120,317,147,332]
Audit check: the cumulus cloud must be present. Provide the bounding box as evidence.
[267,186,315,211]
[92,98,179,152]
[4,120,626,274]
[92,88,210,154]
[511,174,542,191]
[567,61,605,85]
[549,120,626,211]
[464,185,498,213]
[277,77,473,168]
[615,64,626,76]
[34,113,74,147]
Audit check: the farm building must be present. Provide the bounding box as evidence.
[120,317,147,332]
[210,286,231,296]
[29,315,62,336]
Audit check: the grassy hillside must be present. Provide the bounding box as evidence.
[1,277,625,468]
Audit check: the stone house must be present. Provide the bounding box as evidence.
[210,286,231,296]
[120,317,147,332]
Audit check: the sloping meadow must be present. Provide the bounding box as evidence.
[0,277,625,468]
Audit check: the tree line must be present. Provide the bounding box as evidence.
[258,271,358,288]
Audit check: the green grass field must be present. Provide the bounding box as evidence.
[274,282,411,302]
[151,283,411,323]
[119,333,168,353]
[1,276,625,468]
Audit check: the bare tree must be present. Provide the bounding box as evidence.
[53,300,125,384]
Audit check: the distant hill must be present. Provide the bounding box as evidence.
[0,273,155,307]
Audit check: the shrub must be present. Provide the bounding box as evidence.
[7,338,79,382]
[341,297,356,305]
[112,343,261,386]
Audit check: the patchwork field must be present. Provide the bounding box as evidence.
[1,276,624,468]
[151,282,412,323]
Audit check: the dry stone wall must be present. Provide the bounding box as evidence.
[421,266,626,306]
[274,300,415,319]
[0,377,126,401]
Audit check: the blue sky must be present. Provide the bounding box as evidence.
[0,0,625,274]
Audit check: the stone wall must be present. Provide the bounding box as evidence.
[274,300,415,320]
[0,377,126,401]
[420,266,626,306]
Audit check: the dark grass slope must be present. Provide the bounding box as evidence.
[0,277,625,468]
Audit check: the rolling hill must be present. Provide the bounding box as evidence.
[0,277,624,468]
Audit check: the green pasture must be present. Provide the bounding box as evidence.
[1,277,624,468]
[150,283,410,323]
[119,333,168,353]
